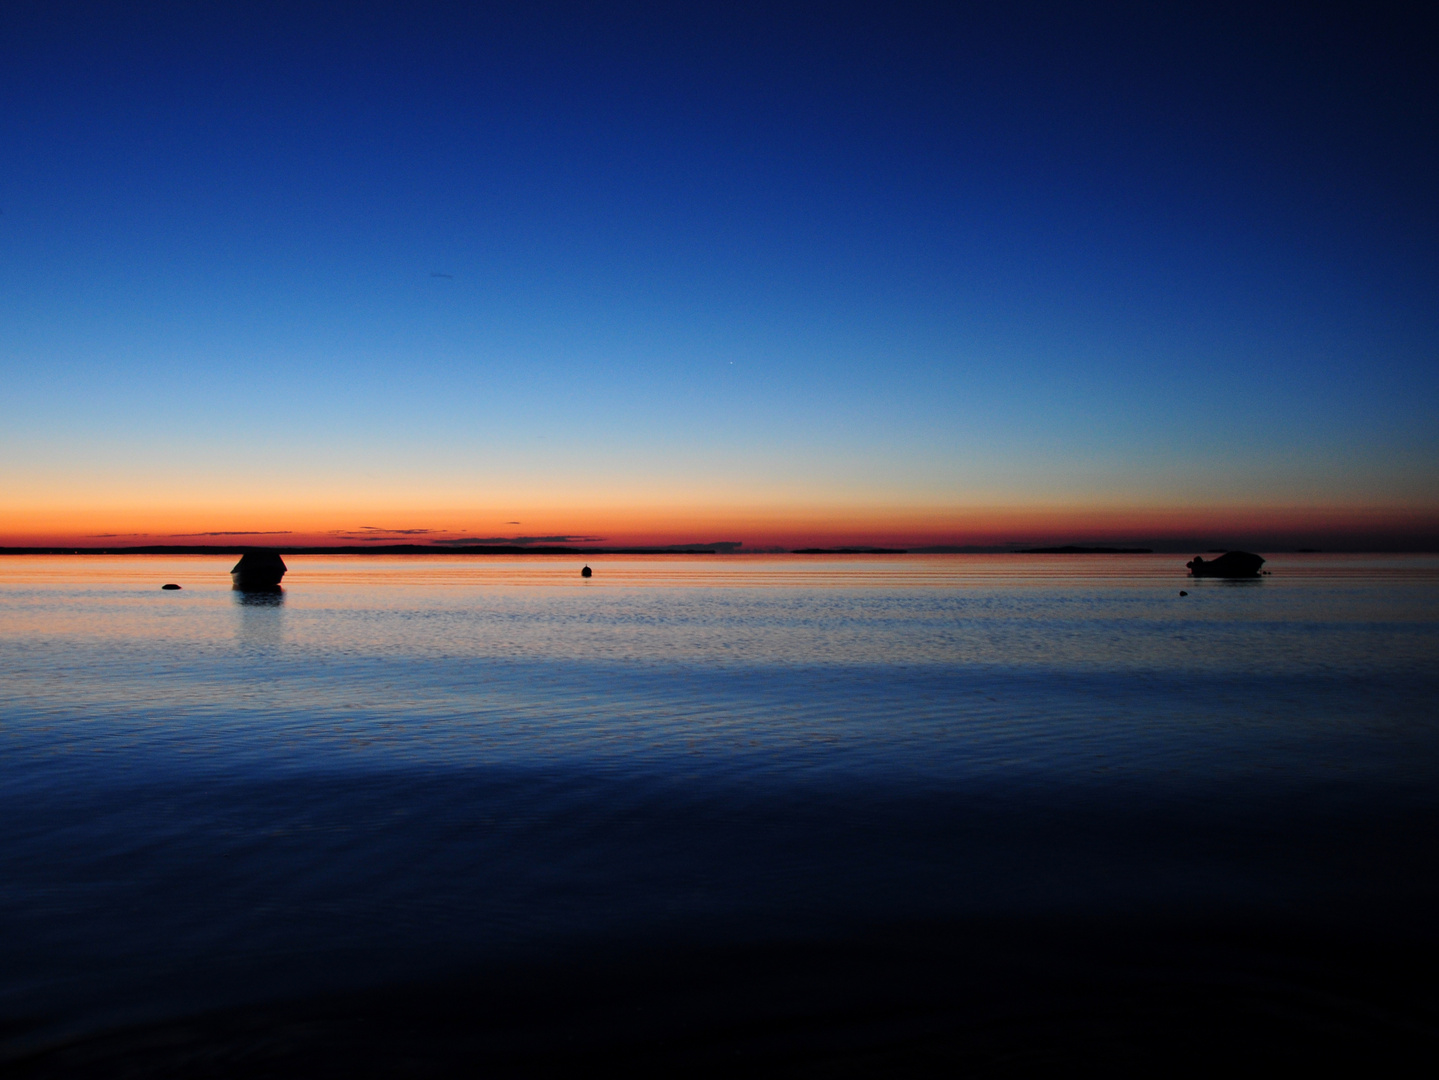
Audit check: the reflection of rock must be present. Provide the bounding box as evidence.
[581,565,593,578]
[1186,551,1264,578]
[232,552,287,590]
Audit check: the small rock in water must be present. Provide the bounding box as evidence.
[161,583,182,590]
[1179,590,1188,596]
[581,565,592,578]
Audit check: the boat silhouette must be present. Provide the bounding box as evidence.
[1186,551,1264,578]
[231,552,287,590]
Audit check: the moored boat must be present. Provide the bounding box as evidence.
[231,552,287,589]
[1186,551,1264,578]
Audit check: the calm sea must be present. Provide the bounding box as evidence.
[3,553,1438,1068]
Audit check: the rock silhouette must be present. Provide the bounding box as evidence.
[1186,551,1264,579]
[232,552,287,590]
[581,565,592,578]
[161,583,181,590]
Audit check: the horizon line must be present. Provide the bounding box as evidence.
[4,541,1437,557]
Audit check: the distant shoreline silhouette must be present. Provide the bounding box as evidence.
[0,544,730,556]
[791,548,908,554]
[1018,546,1154,554]
[1,544,1433,557]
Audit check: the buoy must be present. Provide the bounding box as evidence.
[1179,590,1188,596]
[162,583,182,590]
[581,565,592,578]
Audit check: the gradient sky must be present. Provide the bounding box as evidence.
[3,2,1436,548]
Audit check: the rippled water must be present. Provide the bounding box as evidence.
[3,553,1438,1054]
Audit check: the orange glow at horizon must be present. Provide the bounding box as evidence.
[5,501,1437,550]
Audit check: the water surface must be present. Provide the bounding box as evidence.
[3,553,1437,1062]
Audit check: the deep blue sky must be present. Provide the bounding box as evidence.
[2,2,1436,544]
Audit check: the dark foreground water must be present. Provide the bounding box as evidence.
[2,553,1438,1074]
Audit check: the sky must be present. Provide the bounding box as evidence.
[2,1,1436,549]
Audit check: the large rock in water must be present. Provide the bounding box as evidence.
[231,552,287,589]
[1185,551,1264,578]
